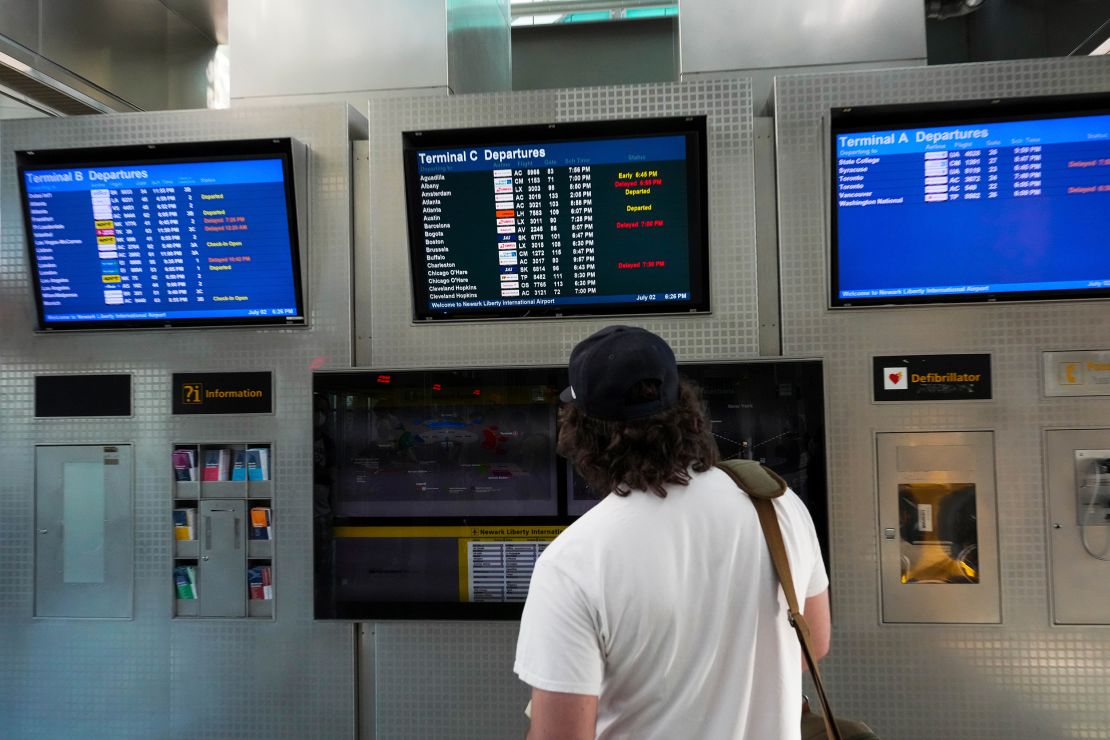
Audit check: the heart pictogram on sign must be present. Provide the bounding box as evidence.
[888,372,903,385]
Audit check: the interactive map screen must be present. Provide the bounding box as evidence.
[17,138,304,330]
[831,95,1110,307]
[402,116,709,321]
[313,361,826,620]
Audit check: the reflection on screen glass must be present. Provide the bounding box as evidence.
[898,482,978,584]
[313,361,827,619]
[331,393,558,519]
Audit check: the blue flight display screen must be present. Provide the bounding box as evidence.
[21,157,303,327]
[833,111,1110,304]
[403,118,709,321]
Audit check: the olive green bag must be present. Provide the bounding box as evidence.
[717,460,879,740]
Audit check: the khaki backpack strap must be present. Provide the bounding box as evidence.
[716,463,843,740]
[716,458,787,499]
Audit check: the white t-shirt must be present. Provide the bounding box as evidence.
[514,466,829,740]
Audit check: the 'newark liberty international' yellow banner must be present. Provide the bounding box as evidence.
[333,525,565,602]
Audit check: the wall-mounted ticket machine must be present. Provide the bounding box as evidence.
[877,431,1001,623]
[1044,428,1110,624]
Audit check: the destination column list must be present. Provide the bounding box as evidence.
[420,172,479,304]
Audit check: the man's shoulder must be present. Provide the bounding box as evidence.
[541,496,618,559]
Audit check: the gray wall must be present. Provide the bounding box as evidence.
[361,79,758,369]
[512,19,677,91]
[679,0,927,75]
[0,0,216,111]
[228,0,511,104]
[4,56,1110,740]
[927,0,1110,63]
[359,77,757,737]
[774,56,1110,739]
[0,104,360,738]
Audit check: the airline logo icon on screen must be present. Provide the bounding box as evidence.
[883,367,909,390]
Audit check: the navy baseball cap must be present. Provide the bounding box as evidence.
[559,325,679,421]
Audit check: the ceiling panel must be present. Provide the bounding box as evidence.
[161,0,227,43]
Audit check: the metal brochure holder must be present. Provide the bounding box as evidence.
[876,431,1001,623]
[1044,428,1110,624]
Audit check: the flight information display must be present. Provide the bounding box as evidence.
[17,139,305,329]
[402,116,709,321]
[831,98,1110,307]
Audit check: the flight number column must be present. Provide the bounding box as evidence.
[512,167,557,298]
[108,188,155,306]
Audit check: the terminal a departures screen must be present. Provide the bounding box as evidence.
[312,361,826,620]
[830,94,1110,307]
[17,139,305,330]
[401,116,710,321]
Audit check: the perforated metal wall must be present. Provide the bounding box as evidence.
[362,79,757,738]
[775,57,1110,739]
[6,60,1106,739]
[0,104,359,739]
[361,78,758,368]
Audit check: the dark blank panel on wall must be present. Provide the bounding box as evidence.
[35,374,132,417]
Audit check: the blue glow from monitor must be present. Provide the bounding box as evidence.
[833,109,1110,304]
[22,155,302,327]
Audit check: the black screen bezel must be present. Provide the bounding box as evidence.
[829,92,1110,309]
[401,116,711,322]
[17,138,306,331]
[312,360,828,621]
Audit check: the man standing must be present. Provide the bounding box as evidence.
[514,325,830,739]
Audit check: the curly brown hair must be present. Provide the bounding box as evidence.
[557,377,719,498]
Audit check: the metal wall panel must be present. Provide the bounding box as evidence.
[0,0,39,51]
[0,104,358,739]
[40,0,165,109]
[229,0,450,100]
[446,0,512,94]
[679,0,926,75]
[361,78,759,369]
[774,57,1110,738]
[41,0,214,111]
[161,0,226,44]
[360,78,756,738]
[512,19,677,91]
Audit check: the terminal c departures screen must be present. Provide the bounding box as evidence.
[830,95,1110,307]
[17,139,305,330]
[401,116,710,321]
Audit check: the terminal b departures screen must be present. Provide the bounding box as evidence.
[17,139,305,330]
[312,361,826,620]
[830,94,1110,307]
[401,116,710,321]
